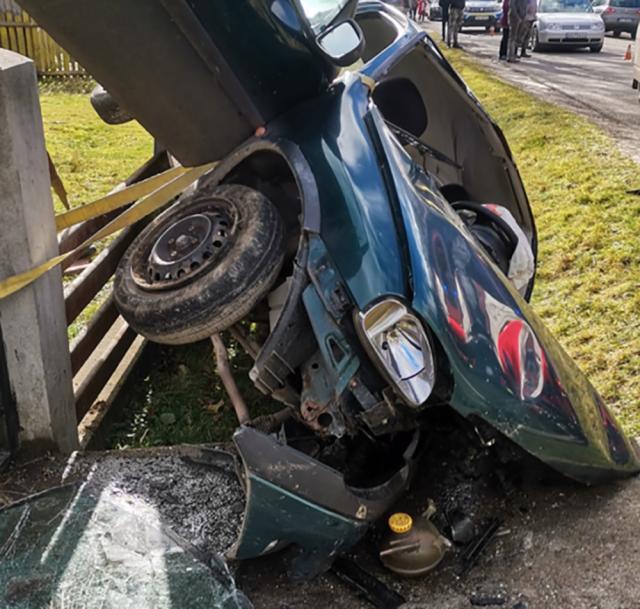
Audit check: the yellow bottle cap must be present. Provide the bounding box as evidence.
[388,512,413,534]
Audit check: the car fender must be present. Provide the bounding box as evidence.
[370,108,640,483]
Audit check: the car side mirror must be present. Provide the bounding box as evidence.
[316,20,364,67]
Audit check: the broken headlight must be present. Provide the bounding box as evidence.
[356,299,436,407]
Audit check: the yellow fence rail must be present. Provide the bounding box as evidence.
[0,0,85,76]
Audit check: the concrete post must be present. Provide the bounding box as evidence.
[0,50,78,454]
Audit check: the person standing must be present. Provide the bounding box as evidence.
[499,0,510,60]
[417,0,427,21]
[440,0,451,42]
[507,0,527,62]
[448,0,465,48]
[519,0,537,57]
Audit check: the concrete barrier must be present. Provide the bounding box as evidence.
[0,49,77,454]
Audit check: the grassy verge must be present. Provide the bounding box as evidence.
[40,89,151,339]
[106,338,280,448]
[446,50,640,434]
[41,90,151,215]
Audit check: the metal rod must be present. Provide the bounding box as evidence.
[229,324,261,360]
[211,333,250,425]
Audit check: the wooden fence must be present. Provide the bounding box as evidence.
[61,151,172,447]
[0,0,85,76]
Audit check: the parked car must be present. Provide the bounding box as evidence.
[533,0,606,51]
[592,0,639,38]
[463,0,503,30]
[23,0,640,577]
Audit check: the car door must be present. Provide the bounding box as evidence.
[19,0,351,166]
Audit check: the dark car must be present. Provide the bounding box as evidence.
[592,0,639,37]
[23,0,640,576]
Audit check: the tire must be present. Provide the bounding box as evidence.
[90,85,133,125]
[590,43,603,52]
[532,27,542,51]
[114,183,285,345]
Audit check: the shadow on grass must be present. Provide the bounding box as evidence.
[106,337,281,449]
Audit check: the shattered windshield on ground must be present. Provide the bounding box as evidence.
[0,452,250,609]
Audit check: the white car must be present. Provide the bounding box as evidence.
[532,0,606,52]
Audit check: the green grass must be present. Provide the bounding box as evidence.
[40,90,151,339]
[107,338,280,448]
[446,51,640,434]
[41,90,151,215]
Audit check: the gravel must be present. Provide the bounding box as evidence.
[79,453,246,556]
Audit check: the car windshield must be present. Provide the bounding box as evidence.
[299,0,350,33]
[539,0,593,11]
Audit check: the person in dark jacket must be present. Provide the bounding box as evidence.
[518,0,537,57]
[440,0,451,42]
[499,0,509,60]
[507,0,527,62]
[448,0,465,48]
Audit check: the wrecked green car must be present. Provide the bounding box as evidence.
[21,0,640,577]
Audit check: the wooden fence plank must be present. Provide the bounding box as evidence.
[0,22,8,51]
[5,12,17,52]
[74,317,136,421]
[69,294,118,375]
[59,210,123,264]
[64,226,138,326]
[0,7,84,77]
[78,334,147,448]
[21,12,33,59]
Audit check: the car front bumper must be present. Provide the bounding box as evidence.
[537,29,604,45]
[463,13,499,27]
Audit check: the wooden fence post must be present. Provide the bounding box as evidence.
[0,49,78,454]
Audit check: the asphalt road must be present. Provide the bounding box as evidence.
[424,22,640,163]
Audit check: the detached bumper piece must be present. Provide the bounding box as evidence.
[229,427,420,579]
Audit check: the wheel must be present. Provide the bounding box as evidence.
[613,30,621,38]
[590,43,603,52]
[531,27,542,51]
[90,85,133,125]
[114,183,285,345]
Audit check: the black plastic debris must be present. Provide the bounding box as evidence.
[446,508,476,545]
[331,557,405,609]
[469,593,507,606]
[458,518,502,576]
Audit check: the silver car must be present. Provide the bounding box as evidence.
[533,0,606,51]
[592,0,639,38]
